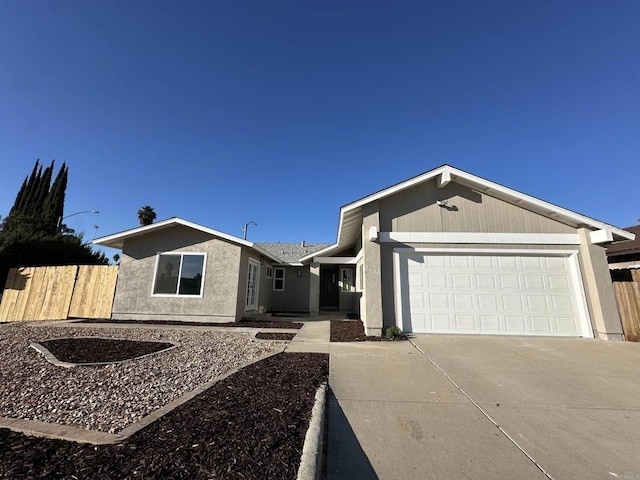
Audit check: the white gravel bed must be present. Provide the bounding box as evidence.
[0,324,285,434]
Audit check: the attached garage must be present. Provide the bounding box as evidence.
[395,249,593,337]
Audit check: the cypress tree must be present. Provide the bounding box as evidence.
[22,162,43,218]
[10,177,28,216]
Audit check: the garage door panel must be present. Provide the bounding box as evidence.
[432,314,452,330]
[526,295,549,312]
[504,315,527,333]
[499,274,520,289]
[551,295,574,313]
[479,315,501,332]
[400,252,588,337]
[452,273,472,288]
[429,293,449,308]
[453,294,474,309]
[428,273,447,288]
[524,274,545,289]
[455,315,476,332]
[476,274,495,288]
[555,317,579,334]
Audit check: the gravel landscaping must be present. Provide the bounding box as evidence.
[0,352,329,479]
[0,324,285,434]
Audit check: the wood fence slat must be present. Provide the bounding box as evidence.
[613,281,640,341]
[0,268,20,321]
[69,265,118,319]
[1,264,116,322]
[19,267,39,321]
[631,269,640,283]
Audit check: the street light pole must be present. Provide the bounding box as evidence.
[241,221,257,240]
[57,210,99,233]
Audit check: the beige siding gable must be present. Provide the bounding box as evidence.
[380,179,575,235]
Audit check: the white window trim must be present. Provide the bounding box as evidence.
[392,247,593,338]
[273,267,285,291]
[151,252,207,298]
[340,266,355,292]
[266,265,273,279]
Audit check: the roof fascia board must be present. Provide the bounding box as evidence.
[94,218,284,256]
[336,165,633,241]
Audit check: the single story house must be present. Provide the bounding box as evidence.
[94,165,635,340]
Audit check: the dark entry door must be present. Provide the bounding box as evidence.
[320,267,339,309]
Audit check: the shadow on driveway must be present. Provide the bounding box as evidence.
[326,388,378,480]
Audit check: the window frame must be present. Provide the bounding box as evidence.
[340,266,355,292]
[266,265,273,279]
[273,267,285,291]
[152,252,207,298]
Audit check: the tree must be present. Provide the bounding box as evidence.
[0,160,107,287]
[113,253,120,265]
[3,160,68,236]
[137,206,157,226]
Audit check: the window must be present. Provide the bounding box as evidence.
[273,267,285,291]
[153,253,205,296]
[340,267,354,292]
[266,265,273,278]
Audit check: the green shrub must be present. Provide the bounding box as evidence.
[385,326,404,340]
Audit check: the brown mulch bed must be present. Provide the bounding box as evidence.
[330,319,383,342]
[37,337,175,363]
[0,352,329,479]
[76,318,304,329]
[255,332,297,341]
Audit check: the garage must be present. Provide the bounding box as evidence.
[395,250,592,337]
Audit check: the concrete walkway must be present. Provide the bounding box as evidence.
[285,320,330,353]
[325,336,640,480]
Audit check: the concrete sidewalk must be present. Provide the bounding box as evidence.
[326,336,640,480]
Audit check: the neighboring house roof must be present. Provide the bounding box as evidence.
[607,225,640,256]
[93,217,282,262]
[302,164,636,261]
[257,242,333,264]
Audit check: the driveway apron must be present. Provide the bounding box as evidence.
[409,336,640,480]
[327,341,549,480]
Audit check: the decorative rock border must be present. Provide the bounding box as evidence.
[30,337,179,368]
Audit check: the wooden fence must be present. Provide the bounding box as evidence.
[612,269,640,342]
[0,265,118,322]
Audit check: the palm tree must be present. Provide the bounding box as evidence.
[137,206,157,226]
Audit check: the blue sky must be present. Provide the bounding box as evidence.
[1,0,638,261]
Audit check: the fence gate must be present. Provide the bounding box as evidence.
[0,265,118,322]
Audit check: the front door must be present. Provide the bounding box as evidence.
[246,259,260,311]
[320,267,339,309]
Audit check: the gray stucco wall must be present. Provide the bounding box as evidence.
[270,265,310,312]
[112,225,242,322]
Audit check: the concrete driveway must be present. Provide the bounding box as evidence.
[327,336,640,480]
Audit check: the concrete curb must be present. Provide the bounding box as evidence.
[297,381,328,480]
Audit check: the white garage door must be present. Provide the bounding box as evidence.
[397,251,591,337]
